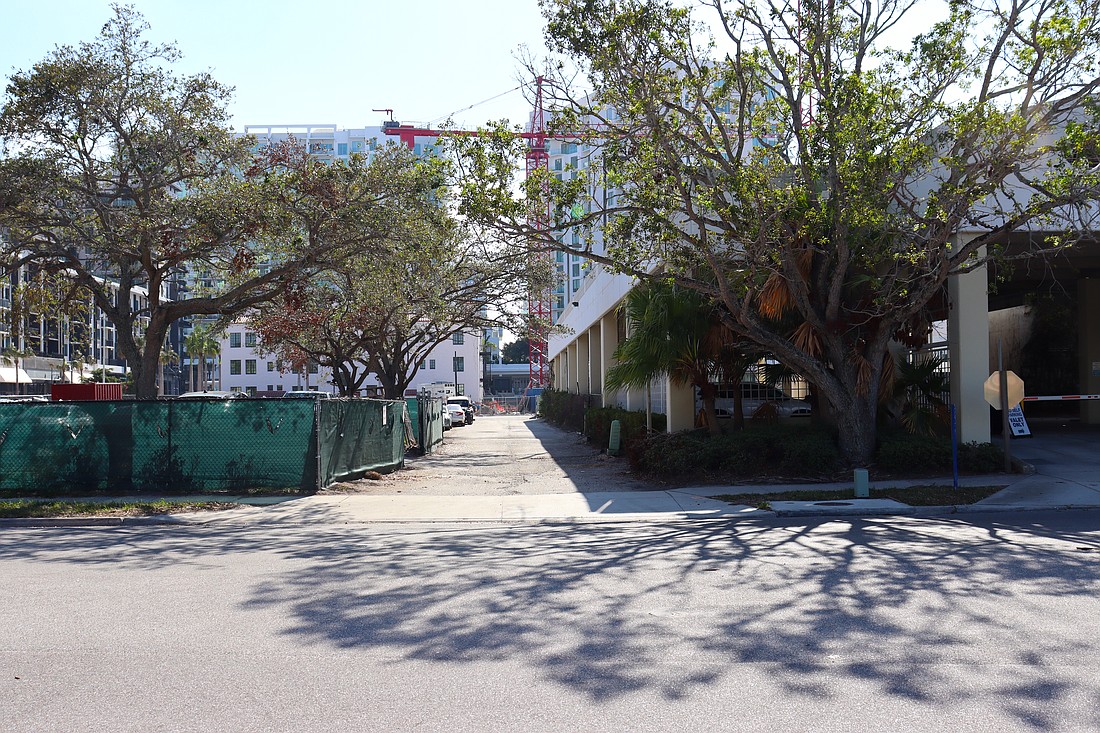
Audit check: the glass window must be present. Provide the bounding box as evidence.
[267,361,274,372]
[229,333,241,348]
[230,359,241,375]
[452,332,464,345]
[308,362,318,374]
[429,359,436,370]
[245,359,257,375]
[337,143,348,156]
[245,333,257,347]
[267,385,274,392]
[453,356,464,373]
[230,386,242,393]
[246,386,257,397]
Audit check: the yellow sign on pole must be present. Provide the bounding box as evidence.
[984,370,1025,410]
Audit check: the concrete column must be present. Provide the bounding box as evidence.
[588,323,603,399]
[599,311,619,408]
[665,377,696,433]
[576,332,591,395]
[1079,277,1100,424]
[948,243,991,443]
[567,341,578,393]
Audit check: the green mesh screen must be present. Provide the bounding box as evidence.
[0,398,405,494]
[317,399,405,485]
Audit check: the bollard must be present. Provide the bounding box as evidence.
[854,468,870,498]
[608,419,622,457]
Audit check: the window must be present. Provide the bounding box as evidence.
[308,362,318,374]
[230,386,242,393]
[246,386,257,397]
[429,359,436,370]
[267,361,274,372]
[245,359,257,375]
[277,384,283,391]
[452,332,464,345]
[267,385,274,392]
[453,356,465,373]
[230,359,241,375]
[245,333,257,347]
[229,333,241,348]
[337,143,348,156]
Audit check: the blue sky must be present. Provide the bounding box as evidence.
[1,0,552,132]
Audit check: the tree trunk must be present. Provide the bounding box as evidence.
[832,393,878,467]
[699,382,721,436]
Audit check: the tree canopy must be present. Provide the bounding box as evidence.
[455,0,1100,464]
[249,161,539,398]
[0,6,431,398]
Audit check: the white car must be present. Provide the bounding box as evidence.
[282,390,331,399]
[714,383,812,420]
[178,391,245,399]
[445,403,467,427]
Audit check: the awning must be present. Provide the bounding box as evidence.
[0,367,34,384]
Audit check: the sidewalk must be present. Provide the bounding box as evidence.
[6,472,1100,527]
[5,417,1099,527]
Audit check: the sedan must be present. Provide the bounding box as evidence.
[445,403,468,427]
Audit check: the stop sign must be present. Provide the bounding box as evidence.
[984,370,1025,409]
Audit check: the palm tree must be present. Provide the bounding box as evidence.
[605,282,760,435]
[2,345,36,396]
[183,325,220,392]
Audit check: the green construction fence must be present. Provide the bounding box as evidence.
[0,397,406,494]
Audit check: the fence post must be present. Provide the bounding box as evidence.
[314,397,323,491]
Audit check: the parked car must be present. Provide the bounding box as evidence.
[282,390,332,399]
[441,405,453,430]
[713,383,812,420]
[445,403,467,427]
[178,390,245,399]
[447,396,474,424]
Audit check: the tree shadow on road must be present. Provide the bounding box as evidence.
[3,512,1100,728]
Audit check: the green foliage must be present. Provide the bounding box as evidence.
[875,433,1005,474]
[501,338,530,364]
[583,406,666,449]
[631,424,841,479]
[453,0,1100,465]
[536,388,588,433]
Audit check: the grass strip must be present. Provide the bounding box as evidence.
[0,499,239,519]
[716,485,1007,510]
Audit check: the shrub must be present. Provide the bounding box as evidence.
[630,423,841,480]
[958,441,1005,473]
[537,389,587,432]
[875,433,1005,474]
[875,433,952,473]
[584,406,666,449]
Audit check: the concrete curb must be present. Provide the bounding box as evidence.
[4,502,1100,528]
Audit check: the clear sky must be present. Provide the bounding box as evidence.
[0,0,552,133]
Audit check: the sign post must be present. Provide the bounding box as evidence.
[983,344,1025,474]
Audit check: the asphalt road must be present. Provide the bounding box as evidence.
[3,511,1100,732]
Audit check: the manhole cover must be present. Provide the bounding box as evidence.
[814,501,853,506]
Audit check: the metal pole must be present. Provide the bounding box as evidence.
[950,403,959,491]
[999,339,1012,473]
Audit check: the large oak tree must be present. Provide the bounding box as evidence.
[0,6,428,398]
[456,0,1100,464]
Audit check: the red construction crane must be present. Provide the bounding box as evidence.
[383,77,554,390]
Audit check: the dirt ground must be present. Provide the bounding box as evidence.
[327,414,654,496]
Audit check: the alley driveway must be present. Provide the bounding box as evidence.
[358,414,653,496]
